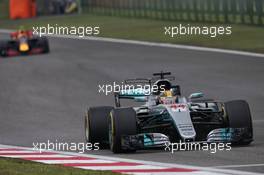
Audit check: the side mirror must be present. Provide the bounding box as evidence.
[134,96,147,102]
[189,92,204,99]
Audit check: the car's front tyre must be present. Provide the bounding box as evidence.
[109,107,137,153]
[225,100,253,145]
[84,106,113,148]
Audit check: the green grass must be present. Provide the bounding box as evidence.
[0,157,119,175]
[1,14,264,53]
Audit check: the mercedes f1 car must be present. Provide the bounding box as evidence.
[85,72,253,153]
[0,30,49,57]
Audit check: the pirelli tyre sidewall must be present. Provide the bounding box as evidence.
[225,100,253,145]
[109,107,137,153]
[85,106,114,148]
[0,41,8,57]
[32,37,50,53]
[40,37,50,53]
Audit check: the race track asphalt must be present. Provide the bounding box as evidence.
[0,33,264,173]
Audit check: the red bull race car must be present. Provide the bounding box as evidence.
[0,30,49,57]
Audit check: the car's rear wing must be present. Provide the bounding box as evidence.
[114,71,176,107]
[125,76,175,85]
[124,78,151,85]
[114,87,149,107]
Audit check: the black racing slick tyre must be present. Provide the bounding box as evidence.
[109,107,137,153]
[38,37,50,53]
[225,100,253,145]
[0,42,8,57]
[85,106,114,148]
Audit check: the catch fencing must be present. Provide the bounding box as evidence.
[81,0,264,25]
[1,0,263,25]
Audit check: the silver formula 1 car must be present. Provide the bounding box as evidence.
[85,72,253,153]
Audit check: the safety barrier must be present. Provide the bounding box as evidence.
[81,0,264,25]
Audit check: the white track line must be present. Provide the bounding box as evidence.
[0,29,263,58]
[0,154,71,158]
[214,164,264,168]
[0,150,36,153]
[76,165,166,171]
[131,173,230,175]
[31,159,116,164]
[0,144,262,175]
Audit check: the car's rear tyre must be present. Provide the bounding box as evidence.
[85,106,113,148]
[38,37,50,53]
[109,107,137,153]
[0,42,8,57]
[225,100,253,145]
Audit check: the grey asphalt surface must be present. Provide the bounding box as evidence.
[0,33,264,173]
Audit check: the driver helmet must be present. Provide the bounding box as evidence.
[161,87,179,97]
[159,87,179,104]
[162,90,173,97]
[18,26,26,33]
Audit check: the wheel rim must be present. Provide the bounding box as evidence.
[109,113,114,150]
[85,113,90,142]
[1,50,6,56]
